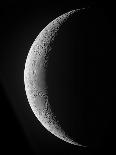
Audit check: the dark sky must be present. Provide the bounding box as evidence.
[0,1,115,155]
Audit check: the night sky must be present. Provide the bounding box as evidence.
[0,1,115,155]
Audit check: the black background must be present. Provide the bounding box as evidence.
[0,1,115,155]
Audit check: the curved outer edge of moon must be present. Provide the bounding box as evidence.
[24,8,86,147]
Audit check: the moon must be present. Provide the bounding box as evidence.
[24,8,85,147]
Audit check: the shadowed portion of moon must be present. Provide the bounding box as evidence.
[46,7,113,148]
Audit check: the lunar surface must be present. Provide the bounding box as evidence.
[24,8,85,146]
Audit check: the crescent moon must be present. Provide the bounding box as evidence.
[24,8,85,147]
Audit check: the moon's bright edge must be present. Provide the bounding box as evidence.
[24,9,85,146]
